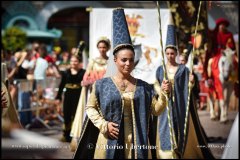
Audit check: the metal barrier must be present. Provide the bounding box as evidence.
[15,79,34,127]
[15,77,63,129]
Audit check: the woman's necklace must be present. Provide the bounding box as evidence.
[120,81,128,91]
[115,76,129,92]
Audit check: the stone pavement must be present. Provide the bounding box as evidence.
[198,110,238,159]
[2,110,238,159]
[36,110,239,159]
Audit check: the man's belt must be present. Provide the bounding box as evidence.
[65,83,81,89]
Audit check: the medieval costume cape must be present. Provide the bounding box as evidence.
[73,77,158,159]
[156,64,215,159]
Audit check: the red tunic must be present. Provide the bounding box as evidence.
[209,29,236,100]
[210,53,223,100]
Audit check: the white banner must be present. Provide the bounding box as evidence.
[90,8,171,84]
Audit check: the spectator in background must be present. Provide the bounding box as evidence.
[3,50,32,114]
[31,44,49,127]
[58,51,70,72]
[14,49,34,77]
[46,61,61,78]
[34,44,48,80]
[52,46,62,66]
[2,78,22,131]
[13,50,34,127]
[31,42,40,61]
[2,50,18,103]
[2,78,23,143]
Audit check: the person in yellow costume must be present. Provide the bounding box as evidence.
[70,36,111,151]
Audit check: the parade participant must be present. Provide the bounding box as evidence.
[73,8,167,159]
[155,18,214,158]
[55,42,85,142]
[179,52,200,106]
[212,18,236,56]
[70,36,111,151]
[207,18,237,122]
[82,36,110,86]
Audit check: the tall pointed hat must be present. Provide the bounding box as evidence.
[165,13,177,51]
[112,8,134,55]
[73,40,85,61]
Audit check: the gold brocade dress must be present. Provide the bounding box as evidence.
[123,92,136,159]
[91,91,138,159]
[86,81,139,159]
[87,57,108,74]
[85,78,165,159]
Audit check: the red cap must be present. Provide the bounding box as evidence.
[216,18,230,27]
[45,55,54,63]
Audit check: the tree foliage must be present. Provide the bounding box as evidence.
[2,26,27,52]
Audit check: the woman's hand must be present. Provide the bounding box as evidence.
[81,80,90,87]
[161,80,171,94]
[81,79,95,87]
[107,122,119,139]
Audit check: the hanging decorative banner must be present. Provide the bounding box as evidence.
[90,8,171,84]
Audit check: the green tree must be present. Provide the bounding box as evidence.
[2,26,27,52]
